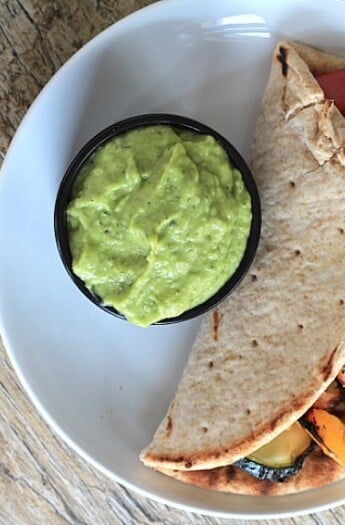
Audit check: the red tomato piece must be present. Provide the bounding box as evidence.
[315,70,345,116]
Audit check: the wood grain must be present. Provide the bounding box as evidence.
[1,1,345,524]
[0,0,153,155]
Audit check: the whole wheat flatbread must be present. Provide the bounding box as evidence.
[155,449,345,496]
[140,41,345,492]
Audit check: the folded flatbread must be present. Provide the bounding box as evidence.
[140,41,345,494]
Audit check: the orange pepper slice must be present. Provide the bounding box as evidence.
[304,408,345,467]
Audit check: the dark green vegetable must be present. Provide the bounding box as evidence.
[234,445,314,482]
[234,422,314,483]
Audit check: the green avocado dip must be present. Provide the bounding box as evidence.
[67,125,252,327]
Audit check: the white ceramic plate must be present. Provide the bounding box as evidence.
[1,0,345,518]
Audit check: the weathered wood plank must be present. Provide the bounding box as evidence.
[2,1,345,524]
[0,0,154,155]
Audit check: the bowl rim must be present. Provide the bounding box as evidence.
[54,113,261,324]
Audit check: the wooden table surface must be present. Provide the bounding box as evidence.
[1,1,345,524]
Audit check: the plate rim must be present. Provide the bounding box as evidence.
[2,0,345,518]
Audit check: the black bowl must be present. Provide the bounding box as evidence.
[54,113,261,325]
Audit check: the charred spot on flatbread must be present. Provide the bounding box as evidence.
[226,465,237,481]
[277,45,288,77]
[212,310,220,341]
[320,347,339,382]
[166,416,173,437]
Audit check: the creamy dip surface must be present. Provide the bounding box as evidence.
[67,125,252,327]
